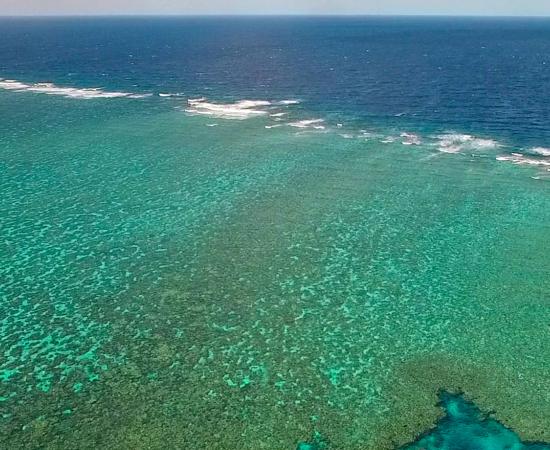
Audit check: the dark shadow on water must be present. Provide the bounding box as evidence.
[296,392,550,450]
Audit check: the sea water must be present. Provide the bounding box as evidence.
[1,17,549,449]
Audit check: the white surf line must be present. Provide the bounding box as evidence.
[400,132,422,146]
[0,78,147,99]
[496,153,550,167]
[287,119,326,130]
[433,133,501,154]
[529,147,550,157]
[185,97,301,120]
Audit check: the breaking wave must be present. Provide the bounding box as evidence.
[401,132,422,146]
[0,78,148,99]
[158,92,185,98]
[2,78,548,177]
[185,98,271,119]
[496,153,550,167]
[184,97,300,120]
[288,119,326,130]
[434,133,501,153]
[529,147,550,157]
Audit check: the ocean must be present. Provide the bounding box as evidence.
[0,17,549,449]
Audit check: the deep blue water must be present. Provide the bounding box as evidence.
[1,17,550,146]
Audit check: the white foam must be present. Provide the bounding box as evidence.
[496,153,550,167]
[288,119,325,130]
[529,147,550,157]
[127,93,153,99]
[159,92,185,98]
[277,99,300,105]
[185,98,272,120]
[0,79,27,90]
[183,95,301,120]
[435,133,500,153]
[235,100,272,108]
[0,78,141,99]
[360,131,379,139]
[400,132,421,146]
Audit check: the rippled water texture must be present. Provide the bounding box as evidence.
[1,17,549,450]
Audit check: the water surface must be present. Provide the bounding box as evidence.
[1,17,549,449]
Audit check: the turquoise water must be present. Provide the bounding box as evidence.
[297,392,550,450]
[1,17,550,450]
[402,393,550,450]
[1,91,549,449]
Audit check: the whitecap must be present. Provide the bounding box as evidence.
[185,98,271,120]
[400,132,421,146]
[496,153,550,167]
[0,78,142,99]
[127,93,153,99]
[277,99,300,105]
[360,131,378,139]
[529,147,550,157]
[0,79,27,90]
[288,119,326,130]
[184,96,301,120]
[159,92,185,98]
[435,133,500,153]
